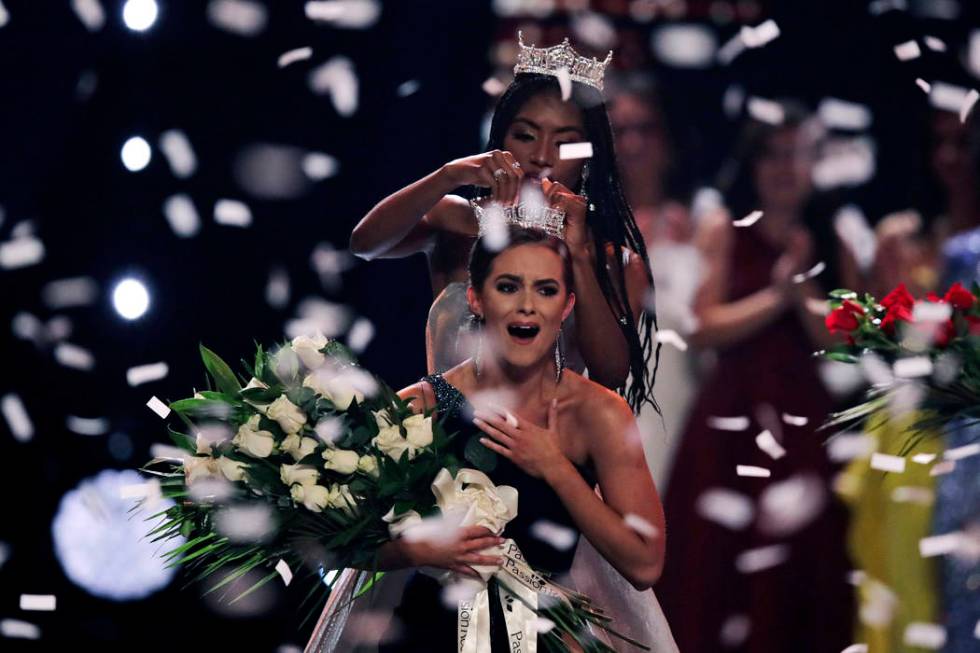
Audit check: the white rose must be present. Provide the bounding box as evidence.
[403,414,434,450]
[357,454,379,478]
[281,434,319,462]
[303,370,364,411]
[372,424,412,461]
[327,483,357,513]
[322,448,360,475]
[432,468,518,536]
[291,482,331,512]
[183,456,219,485]
[266,395,307,435]
[196,433,214,456]
[216,457,248,482]
[291,332,328,369]
[232,415,276,458]
[280,463,319,487]
[373,410,393,430]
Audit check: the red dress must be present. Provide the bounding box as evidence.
[655,228,853,652]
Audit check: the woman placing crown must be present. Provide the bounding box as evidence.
[350,32,659,414]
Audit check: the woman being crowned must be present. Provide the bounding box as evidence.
[309,227,673,652]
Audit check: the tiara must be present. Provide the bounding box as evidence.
[470,200,566,240]
[514,30,612,93]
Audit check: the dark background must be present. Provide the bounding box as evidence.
[0,0,977,648]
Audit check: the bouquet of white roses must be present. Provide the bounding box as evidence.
[143,336,648,652]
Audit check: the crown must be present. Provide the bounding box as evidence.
[514,31,612,93]
[470,199,566,240]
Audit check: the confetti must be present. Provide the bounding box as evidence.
[736,465,770,478]
[310,242,355,289]
[275,559,293,585]
[812,136,876,189]
[960,89,979,124]
[42,276,99,309]
[827,433,875,462]
[735,544,788,573]
[719,614,750,647]
[759,475,826,536]
[308,56,359,117]
[623,513,659,538]
[304,0,381,29]
[207,0,267,36]
[215,505,276,543]
[150,443,186,461]
[781,413,808,426]
[716,33,747,66]
[126,362,169,387]
[722,84,746,117]
[818,98,873,131]
[747,97,784,125]
[346,317,375,354]
[146,396,171,419]
[265,266,290,309]
[970,30,980,78]
[894,40,921,61]
[530,519,577,551]
[944,442,980,461]
[893,356,932,378]
[911,453,936,464]
[278,46,313,68]
[912,301,952,323]
[919,532,963,558]
[891,486,933,505]
[482,77,506,97]
[834,205,876,272]
[732,210,763,227]
[214,199,252,227]
[755,430,786,460]
[793,261,826,284]
[19,595,56,611]
[163,194,201,237]
[740,19,780,48]
[651,24,717,68]
[396,79,420,97]
[158,130,197,178]
[860,578,897,627]
[655,329,688,351]
[930,460,955,476]
[695,488,754,530]
[119,479,161,500]
[556,67,571,101]
[929,82,971,114]
[870,453,905,473]
[66,416,110,436]
[923,35,946,52]
[54,343,95,371]
[841,645,869,653]
[0,541,8,569]
[570,11,617,50]
[0,236,45,269]
[1,394,33,442]
[902,623,946,649]
[916,78,932,94]
[0,619,40,640]
[558,142,593,160]
[302,151,339,180]
[529,617,556,635]
[71,0,105,31]
[708,416,750,431]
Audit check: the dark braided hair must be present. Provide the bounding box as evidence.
[479,73,660,414]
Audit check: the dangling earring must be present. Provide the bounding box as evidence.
[580,161,590,197]
[554,324,566,383]
[472,314,484,378]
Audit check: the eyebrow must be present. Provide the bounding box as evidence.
[494,273,560,286]
[512,117,584,136]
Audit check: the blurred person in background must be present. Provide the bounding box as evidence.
[654,103,854,653]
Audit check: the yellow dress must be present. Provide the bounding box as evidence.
[835,411,943,653]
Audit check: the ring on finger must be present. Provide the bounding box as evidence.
[493,168,507,180]
[510,161,521,170]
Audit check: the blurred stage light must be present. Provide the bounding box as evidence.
[121,136,151,171]
[123,0,158,32]
[111,278,150,320]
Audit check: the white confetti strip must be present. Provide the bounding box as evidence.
[266,267,290,309]
[529,617,556,635]
[870,453,905,473]
[42,276,99,309]
[893,356,933,378]
[919,532,962,558]
[276,559,293,585]
[159,130,197,178]
[655,329,688,351]
[707,416,750,431]
[149,443,186,461]
[396,79,420,97]
[308,56,359,117]
[916,78,932,94]
[558,142,593,160]
[747,97,785,125]
[793,261,826,284]
[735,544,788,573]
[813,136,877,189]
[781,413,808,426]
[970,30,980,79]
[278,46,313,68]
[530,519,577,551]
[891,486,933,504]
[912,301,952,323]
[623,513,659,538]
[119,479,160,500]
[482,77,506,97]
[903,623,946,649]
[974,618,979,639]
[0,1,8,28]
[126,362,169,386]
[54,343,95,371]
[755,430,786,460]
[733,210,763,227]
[834,205,877,272]
[302,152,338,180]
[65,416,110,436]
[304,0,380,29]
[11,312,44,342]
[0,237,44,269]
[1,393,33,442]
[556,66,571,101]
[930,82,971,114]
[215,505,276,543]
[163,194,201,238]
[911,452,936,464]
[828,433,875,462]
[651,24,717,69]
[207,0,267,36]
[214,199,252,227]
[71,0,105,31]
[740,19,780,48]
[841,645,868,653]
[736,465,770,478]
[944,442,980,461]
[923,36,946,52]
[960,89,979,124]
[0,619,40,640]
[696,488,754,530]
[346,317,375,354]
[19,595,56,611]
[818,98,873,130]
[930,460,955,476]
[146,396,171,419]
[893,40,921,61]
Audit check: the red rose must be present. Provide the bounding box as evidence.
[825,300,865,336]
[926,291,942,303]
[935,319,957,347]
[944,282,976,311]
[881,283,915,311]
[880,302,912,334]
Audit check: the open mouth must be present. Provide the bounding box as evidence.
[506,323,540,343]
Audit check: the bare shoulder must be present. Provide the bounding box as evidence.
[428,194,476,234]
[397,381,436,414]
[562,372,635,443]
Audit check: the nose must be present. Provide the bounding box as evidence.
[530,139,552,169]
[517,289,535,315]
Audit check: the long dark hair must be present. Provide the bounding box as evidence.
[478,73,660,413]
